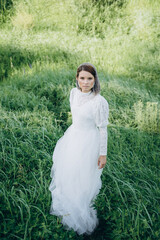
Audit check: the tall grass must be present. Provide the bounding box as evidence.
[0,0,160,239]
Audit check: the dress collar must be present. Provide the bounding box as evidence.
[74,88,96,106]
[77,88,92,96]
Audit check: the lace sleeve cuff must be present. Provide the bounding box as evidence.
[99,127,108,155]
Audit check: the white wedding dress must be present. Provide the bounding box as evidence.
[49,87,109,235]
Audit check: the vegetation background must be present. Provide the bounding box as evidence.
[0,0,160,239]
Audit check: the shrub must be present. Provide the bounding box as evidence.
[11,10,34,29]
[74,0,127,38]
[0,0,13,12]
[0,46,35,80]
[0,0,14,23]
[134,100,160,134]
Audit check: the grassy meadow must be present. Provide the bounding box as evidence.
[0,0,160,239]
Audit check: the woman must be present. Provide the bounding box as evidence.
[49,62,109,235]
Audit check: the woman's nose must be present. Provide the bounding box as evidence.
[84,79,89,83]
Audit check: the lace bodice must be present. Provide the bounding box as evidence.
[69,87,109,155]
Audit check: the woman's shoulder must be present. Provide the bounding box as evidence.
[94,93,109,107]
[70,87,77,95]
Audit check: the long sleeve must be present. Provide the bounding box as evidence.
[94,96,109,156]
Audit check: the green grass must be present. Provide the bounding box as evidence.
[0,0,160,239]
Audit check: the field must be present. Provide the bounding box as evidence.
[0,0,160,239]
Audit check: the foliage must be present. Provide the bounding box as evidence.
[0,0,14,23]
[11,9,33,29]
[0,0,13,12]
[134,100,160,134]
[74,0,128,38]
[0,45,34,80]
[92,0,126,6]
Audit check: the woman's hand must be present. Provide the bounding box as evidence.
[98,155,107,169]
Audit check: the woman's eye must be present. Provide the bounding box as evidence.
[80,77,93,80]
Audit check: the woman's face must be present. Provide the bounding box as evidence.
[76,71,95,93]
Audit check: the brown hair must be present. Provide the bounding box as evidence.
[76,62,100,95]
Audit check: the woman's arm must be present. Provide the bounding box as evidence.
[98,126,108,169]
[93,96,109,169]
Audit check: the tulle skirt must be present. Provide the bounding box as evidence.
[49,124,103,235]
